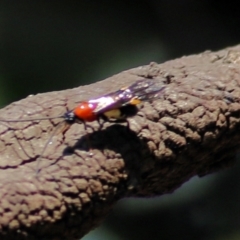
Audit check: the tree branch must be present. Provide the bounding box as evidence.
[1,45,240,239]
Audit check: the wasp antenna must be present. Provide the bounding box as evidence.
[0,115,64,122]
[35,120,67,176]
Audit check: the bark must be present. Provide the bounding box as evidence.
[0,45,240,239]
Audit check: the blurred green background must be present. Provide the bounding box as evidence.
[1,1,240,240]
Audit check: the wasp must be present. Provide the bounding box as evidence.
[64,78,166,123]
[0,79,166,174]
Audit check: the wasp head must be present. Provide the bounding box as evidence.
[64,111,76,124]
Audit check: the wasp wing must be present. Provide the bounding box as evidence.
[90,79,166,115]
[124,79,166,103]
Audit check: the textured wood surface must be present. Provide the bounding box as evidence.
[1,45,240,239]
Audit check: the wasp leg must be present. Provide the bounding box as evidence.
[35,121,67,177]
[77,120,94,155]
[97,117,105,130]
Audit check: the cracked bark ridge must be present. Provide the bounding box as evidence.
[1,45,240,239]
